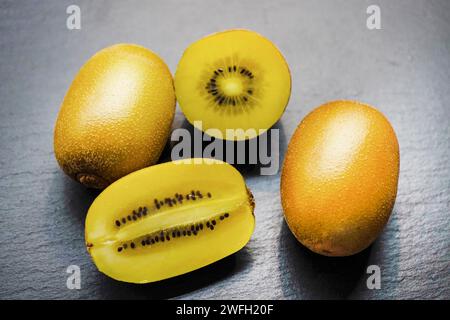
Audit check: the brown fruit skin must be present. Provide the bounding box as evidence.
[54,44,175,189]
[281,101,399,256]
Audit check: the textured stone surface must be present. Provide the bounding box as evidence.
[0,0,449,299]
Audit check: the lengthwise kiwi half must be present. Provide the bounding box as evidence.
[175,29,291,141]
[85,158,255,283]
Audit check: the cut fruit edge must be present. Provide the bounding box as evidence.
[86,194,250,249]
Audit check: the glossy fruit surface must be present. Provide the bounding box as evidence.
[281,100,399,256]
[175,29,291,140]
[85,159,255,283]
[54,44,176,189]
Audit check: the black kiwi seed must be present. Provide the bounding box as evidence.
[121,218,126,224]
[130,242,135,249]
[115,220,120,227]
[224,213,229,218]
[183,231,186,236]
[155,236,159,242]
[151,239,155,244]
[210,225,215,231]
[177,231,181,237]
[123,244,128,249]
[166,235,170,241]
[193,231,197,236]
[191,226,195,231]
[146,239,151,245]
[206,221,210,227]
[132,216,137,221]
[137,212,141,218]
[220,216,224,220]
[196,225,200,231]
[212,220,217,226]
[117,247,122,252]
[172,231,176,238]
[141,240,146,246]
[207,65,255,107]
[200,224,204,230]
[127,215,132,221]
[187,231,191,236]
[207,192,212,198]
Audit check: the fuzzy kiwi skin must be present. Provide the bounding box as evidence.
[54,44,176,189]
[281,101,399,257]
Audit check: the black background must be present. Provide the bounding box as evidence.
[0,0,449,299]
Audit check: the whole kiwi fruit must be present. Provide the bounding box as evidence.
[281,101,399,256]
[54,44,176,188]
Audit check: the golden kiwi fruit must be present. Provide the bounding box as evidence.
[175,29,291,141]
[54,44,176,189]
[281,100,399,257]
[85,158,255,283]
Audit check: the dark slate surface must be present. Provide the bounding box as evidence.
[0,0,449,300]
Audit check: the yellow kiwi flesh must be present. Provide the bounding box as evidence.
[281,101,399,257]
[54,44,176,189]
[85,159,255,283]
[175,29,291,140]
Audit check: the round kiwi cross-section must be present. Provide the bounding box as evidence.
[175,29,291,140]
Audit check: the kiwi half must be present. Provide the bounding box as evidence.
[175,29,291,140]
[85,158,255,283]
